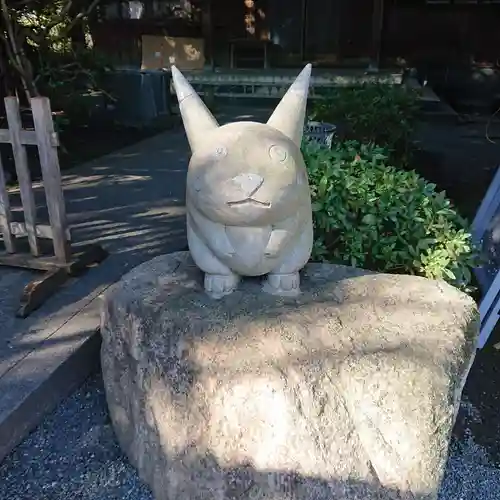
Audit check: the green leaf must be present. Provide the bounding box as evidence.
[362,214,377,225]
[443,268,456,280]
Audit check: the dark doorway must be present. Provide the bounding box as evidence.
[267,0,341,67]
[304,0,340,65]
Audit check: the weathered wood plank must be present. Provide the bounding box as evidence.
[0,251,62,271]
[0,243,106,272]
[4,97,39,256]
[17,268,69,318]
[0,129,59,146]
[9,221,72,241]
[0,154,15,253]
[31,97,71,264]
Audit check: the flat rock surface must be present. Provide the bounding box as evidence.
[100,251,478,500]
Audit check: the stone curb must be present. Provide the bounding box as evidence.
[0,289,105,463]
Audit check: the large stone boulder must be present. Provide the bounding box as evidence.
[100,251,478,500]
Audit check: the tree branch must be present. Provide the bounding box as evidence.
[0,0,35,100]
[61,0,100,39]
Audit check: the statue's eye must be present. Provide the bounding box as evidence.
[269,145,288,163]
[214,146,227,158]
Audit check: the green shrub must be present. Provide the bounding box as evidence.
[309,84,420,163]
[303,140,477,291]
[35,50,114,129]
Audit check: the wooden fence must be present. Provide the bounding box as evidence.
[0,96,70,268]
[0,96,106,317]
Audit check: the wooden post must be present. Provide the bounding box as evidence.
[4,97,39,256]
[31,97,71,264]
[0,154,15,253]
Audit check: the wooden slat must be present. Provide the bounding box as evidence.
[0,243,106,273]
[0,129,36,145]
[31,97,71,264]
[0,129,60,146]
[0,128,59,146]
[4,97,39,256]
[0,251,62,271]
[9,221,71,241]
[0,154,15,253]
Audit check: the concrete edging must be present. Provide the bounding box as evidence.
[0,291,105,463]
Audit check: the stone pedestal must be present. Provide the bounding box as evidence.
[100,251,478,500]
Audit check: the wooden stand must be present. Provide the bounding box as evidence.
[0,96,108,318]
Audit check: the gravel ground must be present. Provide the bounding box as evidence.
[0,364,499,500]
[0,373,153,500]
[439,399,500,500]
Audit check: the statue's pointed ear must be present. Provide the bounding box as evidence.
[267,64,312,147]
[171,65,219,152]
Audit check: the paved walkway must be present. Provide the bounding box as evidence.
[0,104,274,461]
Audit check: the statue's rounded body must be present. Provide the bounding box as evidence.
[187,121,313,279]
[172,65,314,298]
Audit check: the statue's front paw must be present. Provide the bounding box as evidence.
[263,272,300,297]
[205,273,239,299]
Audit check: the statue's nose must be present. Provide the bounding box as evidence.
[231,174,264,196]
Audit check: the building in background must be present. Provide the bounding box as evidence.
[89,0,500,72]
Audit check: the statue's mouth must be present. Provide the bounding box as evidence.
[227,198,271,208]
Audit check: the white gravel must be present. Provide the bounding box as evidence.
[0,373,498,500]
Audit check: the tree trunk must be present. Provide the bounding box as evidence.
[69,0,87,52]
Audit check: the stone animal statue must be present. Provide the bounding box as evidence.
[171,64,314,299]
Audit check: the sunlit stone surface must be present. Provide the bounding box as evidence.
[101,251,478,500]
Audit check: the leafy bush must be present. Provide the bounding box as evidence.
[34,50,114,129]
[309,84,420,163]
[303,140,477,291]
